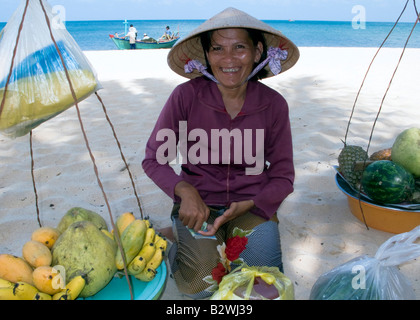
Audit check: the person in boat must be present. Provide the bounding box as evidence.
[123,29,137,49]
[129,24,138,39]
[142,33,150,40]
[142,7,299,299]
[162,25,172,40]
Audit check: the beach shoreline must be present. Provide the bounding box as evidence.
[1,47,419,300]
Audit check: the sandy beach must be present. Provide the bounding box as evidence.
[1,46,419,300]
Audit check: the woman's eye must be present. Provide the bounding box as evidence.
[211,46,222,51]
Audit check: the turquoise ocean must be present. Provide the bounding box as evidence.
[1,19,419,50]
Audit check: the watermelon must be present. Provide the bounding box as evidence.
[361,160,415,204]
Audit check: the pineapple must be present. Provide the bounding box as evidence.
[338,143,368,188]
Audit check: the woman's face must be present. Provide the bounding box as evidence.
[206,28,263,90]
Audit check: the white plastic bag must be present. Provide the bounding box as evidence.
[310,225,420,300]
[0,0,101,138]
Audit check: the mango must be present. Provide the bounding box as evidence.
[51,220,117,298]
[31,226,61,249]
[22,240,52,268]
[0,254,34,285]
[32,266,64,295]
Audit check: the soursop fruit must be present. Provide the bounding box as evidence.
[57,207,108,234]
[338,144,368,188]
[51,220,117,298]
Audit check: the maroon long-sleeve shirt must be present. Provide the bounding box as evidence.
[142,77,294,220]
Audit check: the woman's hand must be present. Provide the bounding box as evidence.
[199,200,255,236]
[175,181,210,232]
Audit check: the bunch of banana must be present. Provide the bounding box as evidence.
[113,213,167,282]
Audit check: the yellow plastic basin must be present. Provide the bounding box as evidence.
[335,173,420,234]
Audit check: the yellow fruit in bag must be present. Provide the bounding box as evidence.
[0,69,97,138]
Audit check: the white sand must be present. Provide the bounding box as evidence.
[1,47,419,300]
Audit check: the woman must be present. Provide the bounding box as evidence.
[142,7,299,298]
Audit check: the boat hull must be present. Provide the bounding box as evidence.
[109,35,179,50]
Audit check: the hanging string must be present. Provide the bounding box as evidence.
[0,0,30,119]
[345,0,420,229]
[29,131,42,227]
[37,0,134,299]
[0,0,44,227]
[343,0,410,145]
[364,10,420,160]
[95,92,144,219]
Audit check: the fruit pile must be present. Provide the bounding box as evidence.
[338,127,420,205]
[0,208,167,300]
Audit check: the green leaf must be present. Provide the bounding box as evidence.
[232,227,254,238]
[231,258,244,265]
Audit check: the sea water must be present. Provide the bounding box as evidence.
[1,19,419,50]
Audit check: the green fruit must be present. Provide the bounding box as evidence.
[51,221,117,298]
[57,207,108,233]
[361,160,415,204]
[338,144,368,188]
[391,127,420,178]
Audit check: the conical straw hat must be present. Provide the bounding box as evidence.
[167,7,299,79]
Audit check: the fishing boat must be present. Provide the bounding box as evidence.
[109,34,180,50]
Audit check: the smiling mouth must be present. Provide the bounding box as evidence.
[222,67,240,73]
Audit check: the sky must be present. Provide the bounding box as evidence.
[1,0,419,23]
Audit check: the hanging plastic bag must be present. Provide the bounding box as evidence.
[310,225,420,300]
[0,0,101,138]
[210,264,294,300]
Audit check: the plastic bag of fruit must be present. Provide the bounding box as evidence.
[0,0,100,138]
[310,225,420,300]
[210,264,294,300]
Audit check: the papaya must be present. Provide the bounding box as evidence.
[22,240,52,268]
[31,226,61,249]
[32,266,64,295]
[115,219,147,270]
[115,212,136,236]
[0,254,34,285]
[57,207,108,233]
[51,220,117,298]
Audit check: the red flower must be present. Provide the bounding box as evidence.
[225,235,248,261]
[211,262,228,284]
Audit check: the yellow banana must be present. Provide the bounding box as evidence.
[0,287,20,300]
[128,256,147,276]
[145,248,164,271]
[133,248,164,282]
[143,216,151,228]
[33,292,52,300]
[52,290,70,300]
[134,268,157,282]
[153,231,162,242]
[53,275,86,300]
[155,237,168,253]
[143,225,156,245]
[13,282,39,300]
[115,219,147,269]
[127,242,156,275]
[0,278,14,289]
